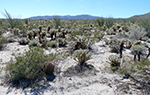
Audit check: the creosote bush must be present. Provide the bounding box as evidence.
[5,47,56,87]
[73,49,91,65]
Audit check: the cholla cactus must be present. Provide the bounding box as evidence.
[18,38,29,45]
[131,45,147,54]
[49,29,58,40]
[96,32,105,41]
[40,31,47,39]
[27,31,33,40]
[131,45,147,61]
[74,35,88,49]
[6,37,16,43]
[13,28,20,35]
[125,40,132,49]
[73,49,91,65]
[47,26,51,32]
[57,38,67,47]
[29,39,40,47]
[48,40,57,48]
[108,55,120,67]
[32,29,38,38]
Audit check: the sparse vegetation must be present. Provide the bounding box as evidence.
[5,47,56,87]
[1,12,150,94]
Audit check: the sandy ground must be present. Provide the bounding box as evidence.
[0,40,143,95]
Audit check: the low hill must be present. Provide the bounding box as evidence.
[130,12,150,19]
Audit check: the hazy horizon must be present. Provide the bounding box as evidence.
[1,0,150,19]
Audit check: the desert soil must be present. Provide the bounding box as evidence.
[0,37,144,95]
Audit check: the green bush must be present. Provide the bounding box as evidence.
[5,47,56,86]
[105,18,114,28]
[96,18,105,27]
[53,16,61,29]
[146,39,150,43]
[73,49,91,65]
[0,35,6,50]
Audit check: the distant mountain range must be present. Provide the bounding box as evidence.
[27,12,150,20]
[27,14,102,20]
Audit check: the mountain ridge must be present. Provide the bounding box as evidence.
[27,12,150,20]
[27,14,102,20]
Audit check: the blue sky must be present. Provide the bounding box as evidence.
[0,0,150,19]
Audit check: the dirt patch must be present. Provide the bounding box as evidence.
[63,63,96,77]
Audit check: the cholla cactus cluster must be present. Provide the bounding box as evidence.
[108,55,120,67]
[73,49,91,65]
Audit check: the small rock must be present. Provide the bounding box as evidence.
[136,83,142,89]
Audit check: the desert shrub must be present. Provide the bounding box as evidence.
[53,16,61,29]
[141,36,149,41]
[147,39,150,43]
[124,40,132,49]
[48,40,57,48]
[129,59,150,94]
[6,37,16,43]
[104,39,110,45]
[13,28,20,35]
[0,35,6,50]
[3,10,22,28]
[122,25,129,32]
[139,18,150,35]
[74,35,94,50]
[105,18,114,28]
[73,49,91,65]
[19,38,29,45]
[28,39,40,47]
[57,38,68,47]
[108,55,120,71]
[106,28,116,35]
[131,45,147,55]
[109,44,120,53]
[96,18,105,27]
[95,32,105,41]
[27,31,33,40]
[24,19,28,25]
[5,47,56,87]
[127,25,147,41]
